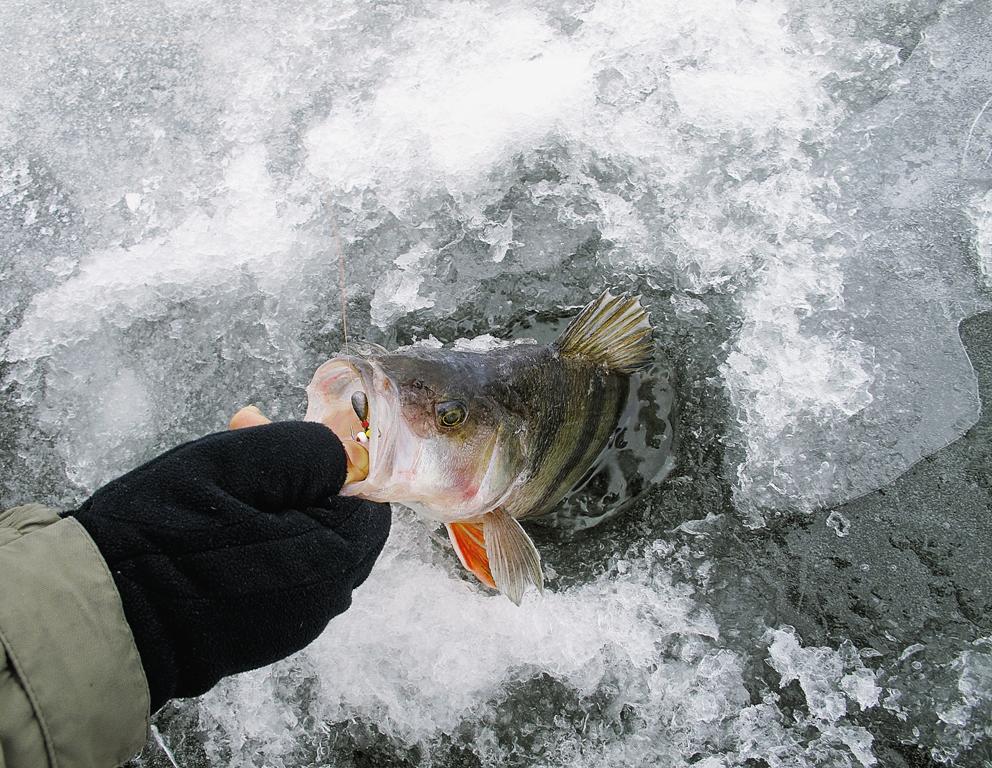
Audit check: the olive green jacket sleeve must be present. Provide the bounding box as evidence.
[0,504,150,768]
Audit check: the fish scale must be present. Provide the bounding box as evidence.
[506,356,627,519]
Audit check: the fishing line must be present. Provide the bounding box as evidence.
[330,207,373,445]
[150,724,182,768]
[962,94,992,170]
[332,210,349,353]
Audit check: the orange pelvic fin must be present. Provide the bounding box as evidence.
[445,521,496,589]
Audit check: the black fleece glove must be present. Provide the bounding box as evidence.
[69,421,390,712]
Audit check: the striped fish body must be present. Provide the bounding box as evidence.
[305,291,652,604]
[495,349,630,521]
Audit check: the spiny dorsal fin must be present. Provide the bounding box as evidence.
[483,508,543,605]
[554,290,653,373]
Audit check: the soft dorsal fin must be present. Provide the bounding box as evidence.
[554,290,653,373]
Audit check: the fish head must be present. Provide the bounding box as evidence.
[305,348,529,521]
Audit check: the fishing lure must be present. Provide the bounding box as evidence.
[351,390,371,443]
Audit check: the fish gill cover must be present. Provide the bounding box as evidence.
[1,0,991,766]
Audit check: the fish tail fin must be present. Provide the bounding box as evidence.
[446,521,496,589]
[554,290,653,373]
[484,508,544,605]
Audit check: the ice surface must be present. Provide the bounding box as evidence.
[195,523,889,767]
[199,521,714,751]
[305,4,594,212]
[450,334,538,353]
[1,0,991,765]
[4,0,988,512]
[719,0,992,520]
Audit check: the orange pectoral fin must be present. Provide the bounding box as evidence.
[445,522,496,589]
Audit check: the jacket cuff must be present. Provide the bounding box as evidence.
[0,509,150,767]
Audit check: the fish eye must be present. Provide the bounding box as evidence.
[435,400,468,429]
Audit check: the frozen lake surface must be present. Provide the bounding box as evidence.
[1,0,991,765]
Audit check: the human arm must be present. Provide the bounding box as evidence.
[0,422,390,767]
[0,502,150,768]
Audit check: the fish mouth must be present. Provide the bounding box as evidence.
[304,354,404,498]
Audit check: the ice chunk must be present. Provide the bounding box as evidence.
[451,334,538,353]
[409,335,444,350]
[671,513,723,537]
[829,725,877,768]
[670,294,710,320]
[482,214,516,264]
[767,628,848,723]
[899,643,926,662]
[826,511,852,538]
[765,629,882,765]
[840,668,881,710]
[767,629,882,720]
[370,244,437,328]
[933,643,992,760]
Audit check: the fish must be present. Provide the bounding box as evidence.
[304,291,653,604]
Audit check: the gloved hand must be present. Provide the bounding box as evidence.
[68,421,391,712]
